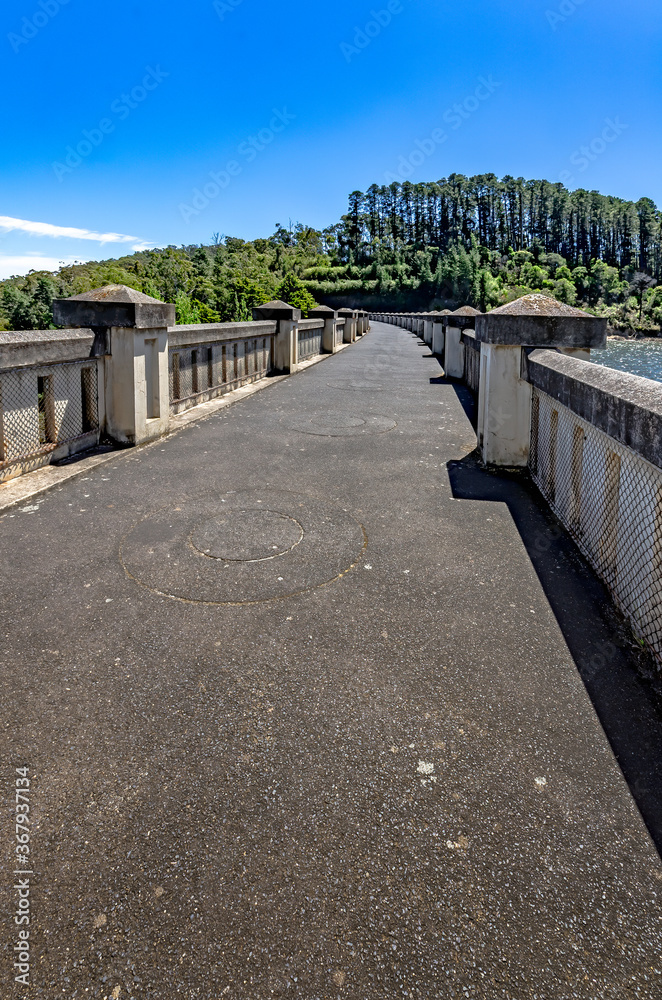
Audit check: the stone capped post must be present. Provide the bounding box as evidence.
[444,306,481,377]
[338,309,357,343]
[357,310,370,335]
[309,305,339,354]
[432,309,451,356]
[475,293,607,466]
[252,300,301,373]
[422,312,439,347]
[53,284,174,446]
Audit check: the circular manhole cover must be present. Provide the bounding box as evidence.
[191,509,304,562]
[120,490,366,605]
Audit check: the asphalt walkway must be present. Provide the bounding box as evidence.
[1,321,661,999]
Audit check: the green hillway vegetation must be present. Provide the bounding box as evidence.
[2,174,662,335]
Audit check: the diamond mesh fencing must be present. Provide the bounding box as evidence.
[0,361,99,480]
[530,387,662,664]
[169,336,274,414]
[298,325,323,361]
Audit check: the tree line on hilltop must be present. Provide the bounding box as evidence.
[2,173,661,335]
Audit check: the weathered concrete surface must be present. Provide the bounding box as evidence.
[1,322,661,998]
[476,294,607,349]
[0,328,105,369]
[527,348,662,470]
[170,320,277,349]
[54,285,175,331]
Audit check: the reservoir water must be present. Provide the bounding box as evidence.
[592,339,662,384]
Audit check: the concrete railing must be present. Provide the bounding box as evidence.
[0,329,105,483]
[370,309,477,366]
[297,319,325,362]
[380,297,662,663]
[0,287,369,485]
[168,321,277,415]
[525,349,662,663]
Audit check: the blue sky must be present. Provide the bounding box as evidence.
[1,0,661,278]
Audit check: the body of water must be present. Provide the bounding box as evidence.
[592,339,662,384]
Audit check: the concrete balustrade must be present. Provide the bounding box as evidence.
[371,301,606,469]
[0,285,365,485]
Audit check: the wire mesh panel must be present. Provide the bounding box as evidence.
[298,326,323,361]
[531,387,662,663]
[169,336,274,414]
[0,361,99,480]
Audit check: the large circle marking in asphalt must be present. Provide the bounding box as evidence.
[120,489,366,605]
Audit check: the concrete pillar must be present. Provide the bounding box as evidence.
[325,319,338,352]
[475,293,607,467]
[252,300,301,374]
[53,284,174,446]
[444,326,464,378]
[476,344,533,467]
[338,309,357,343]
[281,321,299,370]
[105,326,169,444]
[309,306,338,354]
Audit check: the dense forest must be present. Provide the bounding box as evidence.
[2,173,662,335]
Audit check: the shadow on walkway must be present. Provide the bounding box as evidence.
[448,445,662,857]
[432,375,476,427]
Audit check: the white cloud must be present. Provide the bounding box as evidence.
[0,215,151,251]
[0,254,84,280]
